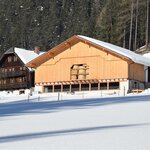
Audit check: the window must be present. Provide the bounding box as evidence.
[70,64,89,80]
[91,83,98,90]
[3,80,6,84]
[54,85,61,92]
[14,56,18,62]
[81,84,89,91]
[19,77,22,82]
[71,84,79,92]
[10,78,14,84]
[63,85,70,92]
[12,68,15,71]
[100,83,107,90]
[16,77,22,83]
[44,86,53,93]
[109,82,119,89]
[22,77,26,82]
[23,66,26,70]
[8,56,12,62]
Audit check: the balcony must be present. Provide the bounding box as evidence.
[0,71,26,79]
[0,82,30,90]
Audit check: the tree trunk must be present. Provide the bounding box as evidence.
[129,0,134,50]
[146,0,149,51]
[134,0,139,51]
[123,26,126,48]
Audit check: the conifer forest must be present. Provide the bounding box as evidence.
[0,0,149,54]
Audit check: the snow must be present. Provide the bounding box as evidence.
[14,48,44,64]
[0,92,150,150]
[78,35,150,66]
[143,52,150,59]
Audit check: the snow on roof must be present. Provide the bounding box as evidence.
[143,52,150,59]
[14,47,44,64]
[78,35,150,66]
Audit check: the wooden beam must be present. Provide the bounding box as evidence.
[98,82,100,90]
[79,83,81,91]
[61,84,63,92]
[48,52,54,58]
[89,83,91,91]
[107,82,109,90]
[52,84,54,93]
[70,84,72,92]
[64,42,71,49]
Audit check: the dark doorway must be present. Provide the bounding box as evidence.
[81,84,89,91]
[54,85,61,92]
[91,83,98,90]
[71,84,79,92]
[63,85,70,92]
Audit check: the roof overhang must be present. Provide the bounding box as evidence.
[26,35,150,68]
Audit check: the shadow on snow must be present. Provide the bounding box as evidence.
[0,123,149,143]
[0,95,150,117]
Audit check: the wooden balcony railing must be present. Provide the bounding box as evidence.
[0,71,26,79]
[0,82,29,90]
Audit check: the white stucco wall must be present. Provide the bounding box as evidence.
[144,66,148,82]
[120,80,129,96]
[34,85,43,94]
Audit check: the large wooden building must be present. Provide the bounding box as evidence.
[26,35,150,94]
[0,47,44,94]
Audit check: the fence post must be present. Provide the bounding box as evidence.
[82,92,84,99]
[28,94,30,102]
[38,96,40,102]
[123,86,126,96]
[61,93,63,100]
[101,90,102,97]
[58,92,60,101]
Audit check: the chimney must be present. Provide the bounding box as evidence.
[34,46,40,54]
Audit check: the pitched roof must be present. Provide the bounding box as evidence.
[143,52,150,59]
[0,47,44,68]
[26,35,150,68]
[136,43,150,54]
[14,47,44,64]
[79,35,150,66]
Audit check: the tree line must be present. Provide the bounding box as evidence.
[0,0,149,55]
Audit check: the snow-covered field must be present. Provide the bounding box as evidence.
[0,92,150,150]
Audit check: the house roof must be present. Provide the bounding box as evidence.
[79,35,150,66]
[143,52,150,59]
[26,35,150,68]
[0,47,44,69]
[14,47,44,64]
[136,43,150,54]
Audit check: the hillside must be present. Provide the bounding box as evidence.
[0,0,149,54]
[0,94,150,149]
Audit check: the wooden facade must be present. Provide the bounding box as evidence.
[26,35,145,93]
[0,48,34,91]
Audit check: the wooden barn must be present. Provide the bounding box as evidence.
[26,35,150,95]
[0,47,44,94]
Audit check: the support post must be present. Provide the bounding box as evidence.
[58,92,60,101]
[107,82,109,90]
[98,82,100,90]
[52,84,54,93]
[61,84,63,92]
[70,84,72,92]
[79,83,81,91]
[89,83,91,91]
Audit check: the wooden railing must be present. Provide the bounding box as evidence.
[0,82,29,90]
[0,71,26,79]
